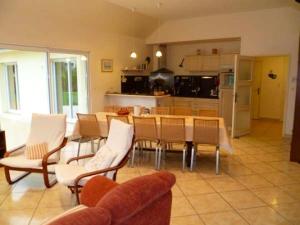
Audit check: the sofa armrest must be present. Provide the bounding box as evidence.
[80,176,118,207]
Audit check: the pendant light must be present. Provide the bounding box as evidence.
[130,7,137,59]
[155,1,162,58]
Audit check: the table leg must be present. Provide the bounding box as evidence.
[185,141,193,168]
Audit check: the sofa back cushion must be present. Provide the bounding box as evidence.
[96,171,176,224]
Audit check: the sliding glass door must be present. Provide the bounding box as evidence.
[50,53,88,119]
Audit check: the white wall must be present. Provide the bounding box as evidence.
[147,7,300,136]
[0,0,156,113]
[0,50,49,114]
[166,40,241,74]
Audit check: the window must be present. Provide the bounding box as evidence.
[5,63,20,111]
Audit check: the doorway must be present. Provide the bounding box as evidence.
[251,56,289,134]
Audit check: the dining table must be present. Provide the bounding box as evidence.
[72,112,233,167]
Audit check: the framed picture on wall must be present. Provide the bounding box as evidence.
[101,59,113,72]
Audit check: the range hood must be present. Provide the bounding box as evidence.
[151,67,174,75]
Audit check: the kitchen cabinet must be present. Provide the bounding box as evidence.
[185,55,202,71]
[220,89,234,130]
[220,54,236,70]
[185,55,220,72]
[202,55,220,71]
[170,97,219,116]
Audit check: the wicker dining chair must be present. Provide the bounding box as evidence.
[150,107,170,115]
[106,115,129,132]
[132,116,159,168]
[191,118,220,174]
[171,107,193,116]
[158,117,186,170]
[77,113,105,157]
[198,109,218,117]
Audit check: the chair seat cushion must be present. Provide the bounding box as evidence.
[55,164,89,186]
[25,142,48,160]
[0,154,43,168]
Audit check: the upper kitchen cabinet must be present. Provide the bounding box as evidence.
[220,54,236,70]
[185,55,220,72]
[202,55,220,71]
[185,55,202,71]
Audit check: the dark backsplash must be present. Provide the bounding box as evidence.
[121,75,219,99]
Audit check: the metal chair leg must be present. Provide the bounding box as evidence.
[91,139,95,153]
[77,138,82,158]
[182,148,186,171]
[157,146,162,170]
[155,146,158,169]
[97,138,101,151]
[216,145,220,175]
[190,146,195,172]
[131,143,137,167]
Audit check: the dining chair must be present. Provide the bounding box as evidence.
[171,107,193,116]
[77,113,105,157]
[158,117,186,170]
[198,109,218,117]
[150,107,170,115]
[106,115,129,132]
[132,116,159,168]
[191,118,220,174]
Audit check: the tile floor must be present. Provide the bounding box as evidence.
[1,119,300,225]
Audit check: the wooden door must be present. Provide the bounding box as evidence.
[252,59,262,119]
[232,55,255,138]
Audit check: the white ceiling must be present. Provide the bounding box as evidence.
[106,0,298,20]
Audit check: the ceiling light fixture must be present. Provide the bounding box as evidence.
[155,1,163,58]
[130,7,137,59]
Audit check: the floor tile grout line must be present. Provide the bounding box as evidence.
[27,189,46,225]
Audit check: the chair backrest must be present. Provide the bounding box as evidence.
[133,116,158,141]
[77,113,101,138]
[106,115,129,131]
[150,107,170,115]
[171,107,192,116]
[26,113,66,151]
[193,118,219,145]
[106,119,134,178]
[198,109,218,117]
[160,117,185,143]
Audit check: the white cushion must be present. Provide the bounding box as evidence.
[0,153,42,168]
[42,204,88,225]
[105,119,133,178]
[27,113,66,151]
[84,145,117,171]
[55,164,89,186]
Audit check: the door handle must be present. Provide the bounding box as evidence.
[257,88,260,95]
[235,93,238,103]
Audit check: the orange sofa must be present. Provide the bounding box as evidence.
[47,171,176,225]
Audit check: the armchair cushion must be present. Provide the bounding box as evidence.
[0,152,43,168]
[84,145,117,172]
[105,119,133,178]
[27,113,66,152]
[55,164,89,186]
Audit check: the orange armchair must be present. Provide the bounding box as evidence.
[46,171,176,225]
